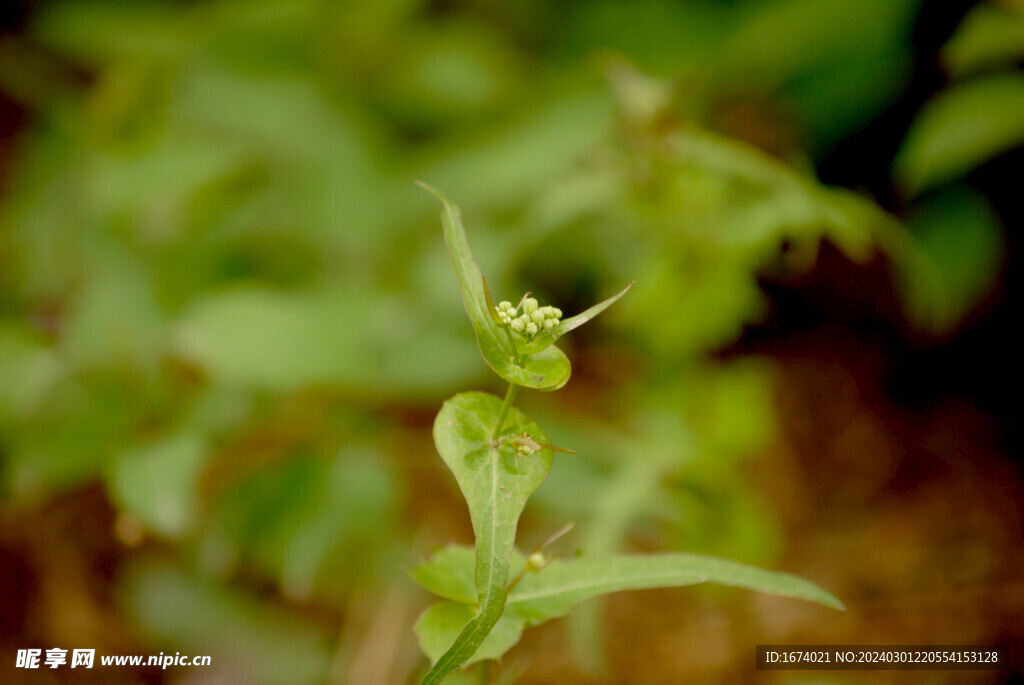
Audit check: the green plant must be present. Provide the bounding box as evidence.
[413,183,843,684]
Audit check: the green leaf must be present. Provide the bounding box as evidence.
[410,546,478,605]
[203,448,399,597]
[895,73,1024,196]
[106,430,207,538]
[514,281,633,355]
[6,378,135,495]
[33,0,189,65]
[414,90,614,209]
[902,185,1003,334]
[414,602,525,667]
[709,0,919,148]
[414,545,843,666]
[424,392,553,683]
[63,258,165,371]
[412,548,529,667]
[418,182,571,391]
[506,553,844,619]
[942,4,1024,78]
[411,545,528,607]
[0,323,62,422]
[713,0,918,91]
[173,286,480,396]
[123,561,333,685]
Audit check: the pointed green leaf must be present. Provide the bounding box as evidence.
[505,553,845,621]
[424,392,553,682]
[942,4,1024,78]
[514,281,634,355]
[895,74,1024,196]
[481,276,506,327]
[414,545,843,666]
[418,182,571,391]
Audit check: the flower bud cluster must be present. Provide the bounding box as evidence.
[496,297,562,338]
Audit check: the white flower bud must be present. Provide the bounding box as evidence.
[522,298,539,315]
[525,322,538,335]
[530,310,545,324]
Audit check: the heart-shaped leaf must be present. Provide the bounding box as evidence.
[423,392,553,683]
[418,182,571,391]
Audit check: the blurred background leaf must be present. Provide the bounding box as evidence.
[941,2,1024,78]
[894,73,1024,196]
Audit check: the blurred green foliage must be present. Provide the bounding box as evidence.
[0,0,1012,681]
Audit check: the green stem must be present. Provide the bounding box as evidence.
[493,383,518,441]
